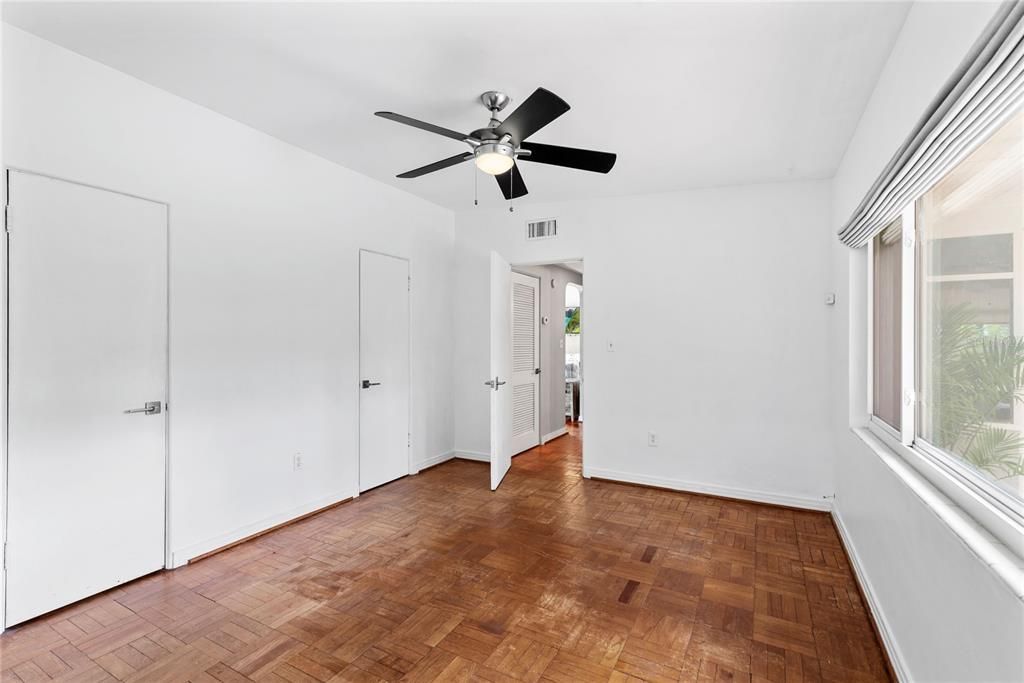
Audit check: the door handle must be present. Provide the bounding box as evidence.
[534,368,541,375]
[483,377,507,390]
[361,380,382,389]
[124,401,161,415]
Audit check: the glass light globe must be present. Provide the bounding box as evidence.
[474,151,515,175]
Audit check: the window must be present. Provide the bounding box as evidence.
[917,110,1023,501]
[873,218,903,431]
[869,109,1024,512]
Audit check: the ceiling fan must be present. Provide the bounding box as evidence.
[375,88,616,200]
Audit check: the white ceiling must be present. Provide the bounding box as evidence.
[3,2,910,210]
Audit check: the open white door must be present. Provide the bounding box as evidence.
[510,272,540,454]
[489,251,512,490]
[6,171,167,626]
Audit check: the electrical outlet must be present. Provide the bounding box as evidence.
[647,432,659,447]
[607,341,616,352]
[293,453,303,471]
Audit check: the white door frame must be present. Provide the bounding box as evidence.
[1,168,172,628]
[503,257,587,474]
[356,248,413,496]
[567,281,584,424]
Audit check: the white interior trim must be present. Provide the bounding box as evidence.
[416,450,454,471]
[898,202,916,447]
[586,466,833,511]
[170,489,355,568]
[455,450,489,462]
[853,427,1024,599]
[832,509,911,683]
[541,426,568,444]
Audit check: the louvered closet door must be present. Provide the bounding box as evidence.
[510,272,540,455]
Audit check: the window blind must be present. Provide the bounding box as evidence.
[838,1,1024,248]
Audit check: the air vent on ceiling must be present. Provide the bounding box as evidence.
[526,218,557,241]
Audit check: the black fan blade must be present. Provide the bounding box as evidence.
[396,152,473,178]
[519,142,616,174]
[494,88,570,144]
[375,111,468,142]
[495,164,528,200]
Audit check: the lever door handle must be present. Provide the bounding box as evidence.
[484,376,507,389]
[361,380,382,389]
[124,401,161,415]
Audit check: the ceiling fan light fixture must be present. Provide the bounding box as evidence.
[378,87,616,200]
[474,142,515,175]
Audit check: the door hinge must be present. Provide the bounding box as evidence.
[408,277,411,292]
[904,390,917,408]
[4,204,10,234]
[407,433,411,448]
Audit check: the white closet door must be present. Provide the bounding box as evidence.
[359,250,410,492]
[6,171,167,626]
[509,272,540,455]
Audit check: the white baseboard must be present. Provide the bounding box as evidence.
[585,467,832,511]
[455,450,489,462]
[416,450,454,470]
[832,510,909,682]
[541,426,567,443]
[170,489,355,567]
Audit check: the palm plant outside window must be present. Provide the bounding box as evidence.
[915,111,1024,500]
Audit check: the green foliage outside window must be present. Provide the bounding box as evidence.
[565,307,580,334]
[928,303,1024,482]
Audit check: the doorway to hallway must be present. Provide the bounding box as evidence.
[489,258,584,492]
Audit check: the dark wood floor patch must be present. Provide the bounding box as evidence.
[618,580,641,605]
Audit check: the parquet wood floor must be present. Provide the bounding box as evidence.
[0,423,891,682]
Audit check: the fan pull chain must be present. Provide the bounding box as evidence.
[474,166,478,206]
[509,166,515,213]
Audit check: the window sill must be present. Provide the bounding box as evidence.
[853,425,1024,600]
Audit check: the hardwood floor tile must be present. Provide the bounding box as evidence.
[702,578,754,611]
[753,613,816,657]
[538,650,612,682]
[483,633,557,683]
[686,623,754,673]
[0,424,890,683]
[653,567,705,597]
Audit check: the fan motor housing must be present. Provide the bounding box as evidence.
[475,141,514,160]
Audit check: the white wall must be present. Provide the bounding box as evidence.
[511,263,582,441]
[829,3,1024,681]
[454,181,835,509]
[2,26,455,574]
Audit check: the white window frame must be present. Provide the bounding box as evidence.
[865,199,1024,554]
